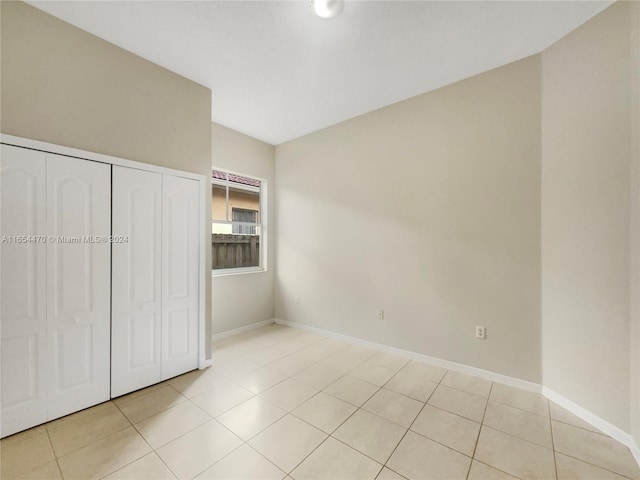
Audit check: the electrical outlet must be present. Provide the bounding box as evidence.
[294,296,300,305]
[377,309,384,320]
[475,326,486,339]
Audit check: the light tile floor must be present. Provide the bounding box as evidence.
[2,324,639,480]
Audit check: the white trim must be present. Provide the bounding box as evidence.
[212,266,266,277]
[212,220,262,227]
[273,318,541,393]
[633,442,640,469]
[198,173,208,370]
[543,387,640,466]
[212,319,275,342]
[260,179,268,271]
[212,178,260,194]
[198,359,213,370]
[1,134,202,181]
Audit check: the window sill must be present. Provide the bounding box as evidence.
[211,266,266,277]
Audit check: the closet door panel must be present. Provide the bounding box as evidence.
[161,175,199,379]
[46,154,111,419]
[0,145,47,437]
[111,166,162,397]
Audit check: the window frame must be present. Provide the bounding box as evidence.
[211,167,267,276]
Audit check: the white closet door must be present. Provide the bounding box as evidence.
[0,145,48,437]
[161,175,199,379]
[46,154,111,419]
[111,166,162,397]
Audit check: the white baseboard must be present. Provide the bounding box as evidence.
[274,319,640,469]
[543,387,640,467]
[633,442,640,470]
[198,358,214,369]
[273,318,541,393]
[212,318,275,342]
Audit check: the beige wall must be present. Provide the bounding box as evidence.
[541,0,636,432]
[630,0,640,451]
[275,56,542,382]
[1,1,211,175]
[1,1,213,358]
[212,123,275,334]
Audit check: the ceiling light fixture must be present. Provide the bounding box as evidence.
[312,0,343,19]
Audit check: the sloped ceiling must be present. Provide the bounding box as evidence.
[29,1,613,144]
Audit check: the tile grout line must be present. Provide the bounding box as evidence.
[275,399,347,477]
[285,435,332,479]
[178,397,253,478]
[377,364,448,477]
[284,401,366,479]
[188,439,247,479]
[329,435,386,475]
[252,352,391,477]
[548,398,559,480]
[227,345,347,395]
[488,396,550,419]
[210,332,364,458]
[552,450,639,480]
[358,389,422,431]
[108,398,179,480]
[480,424,558,451]
[237,342,391,423]
[118,398,218,477]
[50,404,134,464]
[236,332,330,367]
[435,381,494,402]
[475,398,632,479]
[466,381,493,480]
[128,381,278,479]
[470,459,523,480]
[214,356,355,468]
[115,385,189,426]
[550,415,617,439]
[383,424,474,464]
[185,373,288,479]
[375,464,409,480]
[322,374,381,407]
[247,443,291,479]
[285,365,415,433]
[44,424,65,479]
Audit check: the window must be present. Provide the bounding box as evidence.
[211,169,265,273]
[232,208,258,235]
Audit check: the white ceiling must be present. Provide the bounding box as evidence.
[28,1,613,145]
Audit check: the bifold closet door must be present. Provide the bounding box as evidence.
[1,148,111,435]
[111,169,199,394]
[111,166,162,397]
[0,145,48,437]
[46,154,111,420]
[162,175,199,379]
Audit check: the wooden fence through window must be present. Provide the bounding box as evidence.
[212,234,259,269]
